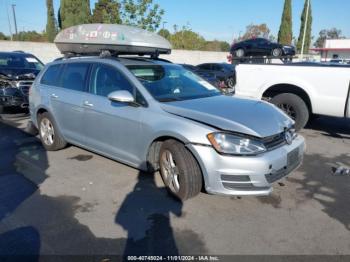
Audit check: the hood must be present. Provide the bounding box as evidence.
[0,68,39,80]
[160,95,293,138]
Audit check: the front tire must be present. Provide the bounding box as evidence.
[38,112,67,151]
[159,140,203,201]
[271,93,309,131]
[0,105,4,114]
[272,48,282,57]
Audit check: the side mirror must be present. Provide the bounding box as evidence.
[108,90,135,104]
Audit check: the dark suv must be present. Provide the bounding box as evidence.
[196,63,235,89]
[0,51,44,113]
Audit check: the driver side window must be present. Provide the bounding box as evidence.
[90,63,134,97]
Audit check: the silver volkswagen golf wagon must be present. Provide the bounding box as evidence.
[29,56,305,200]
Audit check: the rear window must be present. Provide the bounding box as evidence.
[60,63,90,92]
[40,64,62,86]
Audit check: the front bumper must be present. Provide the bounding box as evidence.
[282,48,296,56]
[0,95,28,108]
[187,135,305,196]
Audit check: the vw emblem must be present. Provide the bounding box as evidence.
[285,131,293,145]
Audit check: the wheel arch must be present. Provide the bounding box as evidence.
[31,105,51,128]
[146,135,188,172]
[34,106,66,141]
[262,83,313,114]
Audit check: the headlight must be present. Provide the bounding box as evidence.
[10,81,18,88]
[207,132,266,156]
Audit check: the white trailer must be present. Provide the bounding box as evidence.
[234,63,350,130]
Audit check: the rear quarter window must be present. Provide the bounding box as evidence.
[40,64,62,86]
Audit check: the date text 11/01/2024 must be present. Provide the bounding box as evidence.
[127,255,220,261]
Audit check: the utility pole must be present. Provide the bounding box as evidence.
[11,4,18,36]
[162,21,167,30]
[300,0,310,60]
[5,2,13,40]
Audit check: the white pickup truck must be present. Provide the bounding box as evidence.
[234,63,350,130]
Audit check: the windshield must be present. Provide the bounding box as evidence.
[0,53,44,70]
[127,64,221,102]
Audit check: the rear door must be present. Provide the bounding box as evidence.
[83,62,143,164]
[49,62,90,145]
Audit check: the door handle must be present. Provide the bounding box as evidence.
[51,94,58,99]
[83,101,94,107]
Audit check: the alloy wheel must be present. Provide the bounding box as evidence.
[278,103,297,120]
[40,118,55,146]
[227,78,235,88]
[160,150,181,194]
[272,48,282,57]
[236,49,244,57]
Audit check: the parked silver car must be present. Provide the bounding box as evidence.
[29,56,305,200]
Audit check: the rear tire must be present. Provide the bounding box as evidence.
[271,93,309,131]
[235,48,245,58]
[38,112,67,151]
[159,139,203,201]
[226,77,235,88]
[0,105,4,114]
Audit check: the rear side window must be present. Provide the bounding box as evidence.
[61,63,90,92]
[40,64,62,86]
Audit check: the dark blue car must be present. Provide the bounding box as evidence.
[231,38,296,58]
[0,51,44,113]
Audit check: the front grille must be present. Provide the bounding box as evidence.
[262,132,286,150]
[17,80,34,96]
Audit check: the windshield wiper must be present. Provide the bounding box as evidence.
[158,97,183,102]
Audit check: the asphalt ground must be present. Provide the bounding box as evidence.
[0,111,349,261]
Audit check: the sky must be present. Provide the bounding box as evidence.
[0,0,349,43]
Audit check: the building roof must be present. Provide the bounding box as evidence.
[311,38,350,52]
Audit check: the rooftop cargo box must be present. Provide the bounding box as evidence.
[54,24,172,56]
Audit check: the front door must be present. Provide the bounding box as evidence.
[83,63,142,165]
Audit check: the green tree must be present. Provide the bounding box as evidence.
[13,31,47,42]
[92,0,121,24]
[203,40,230,52]
[120,0,164,32]
[314,28,344,48]
[158,29,171,40]
[0,32,9,40]
[297,0,312,53]
[46,0,58,42]
[170,26,206,50]
[278,0,293,45]
[59,0,91,29]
